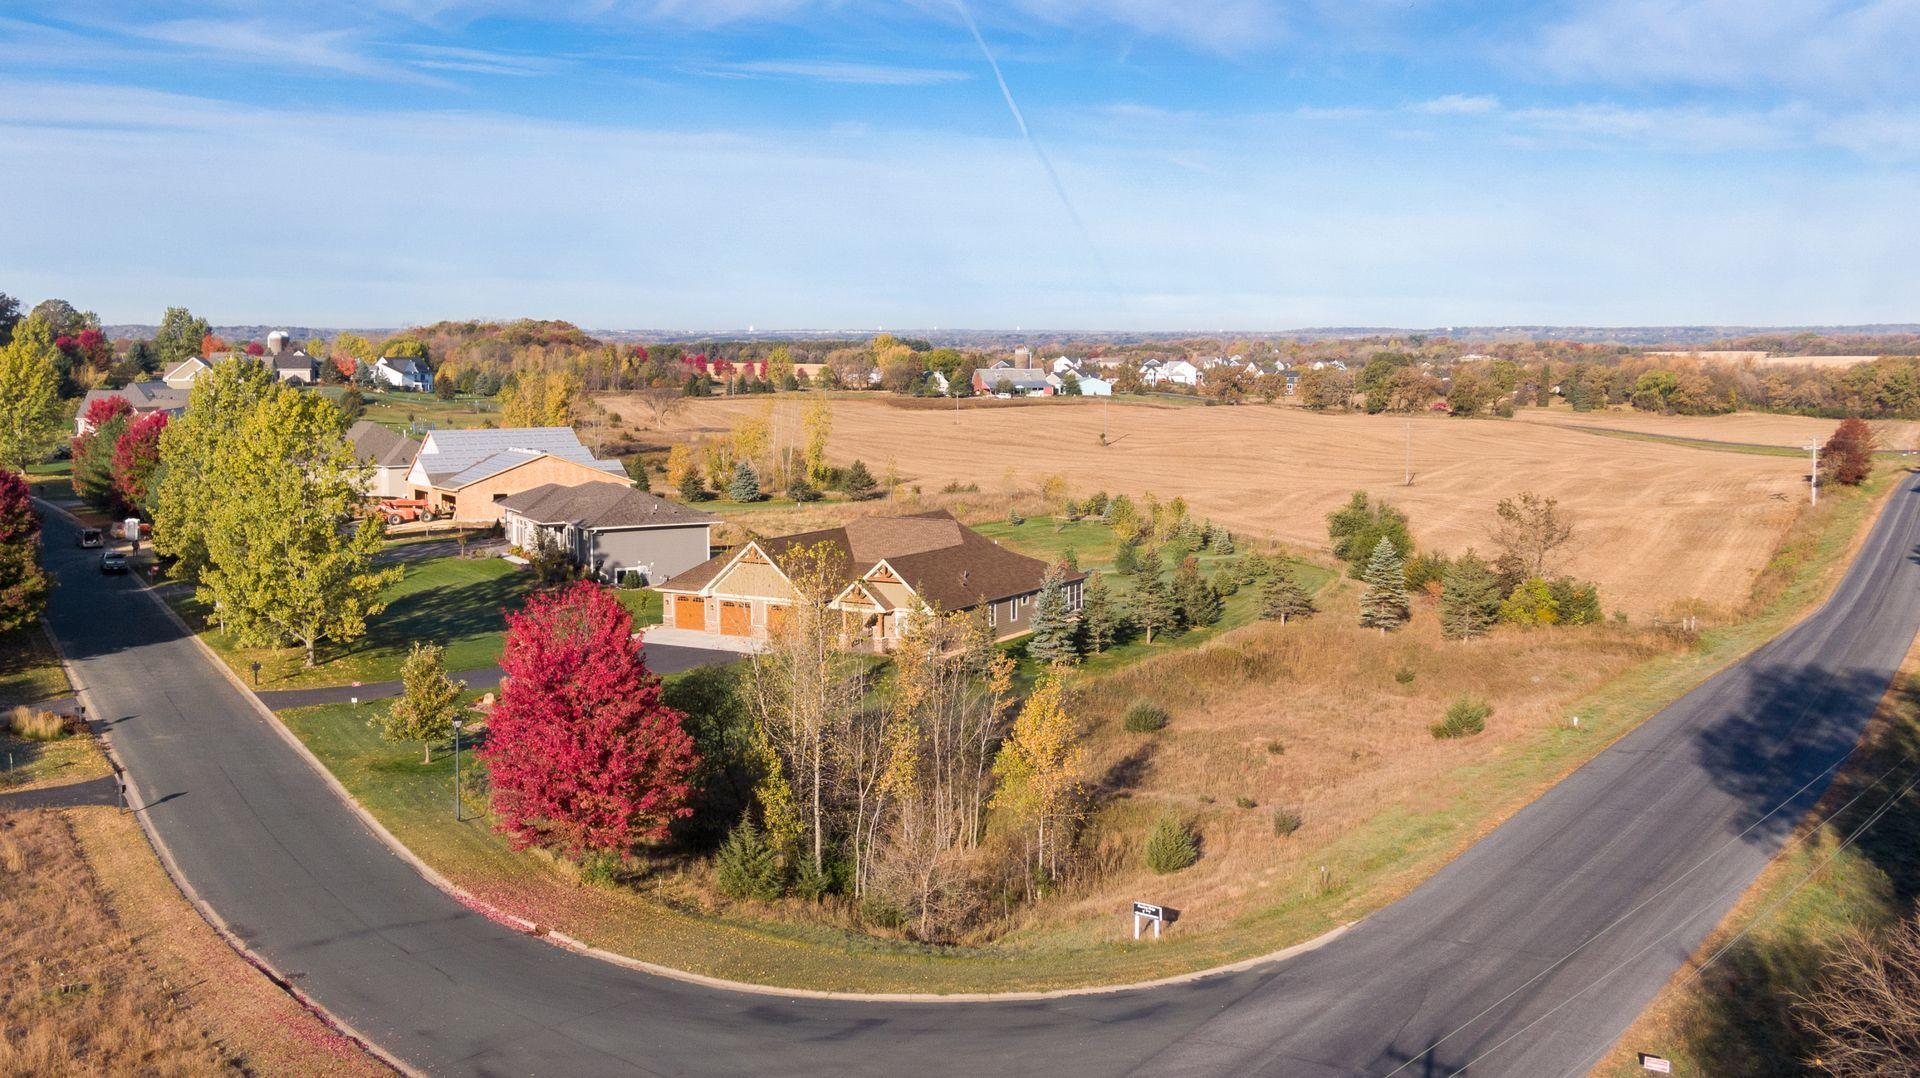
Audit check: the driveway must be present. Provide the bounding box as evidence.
[35,476,1920,1076]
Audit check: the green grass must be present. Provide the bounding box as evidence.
[613,587,663,626]
[0,624,72,710]
[319,387,500,432]
[176,555,532,690]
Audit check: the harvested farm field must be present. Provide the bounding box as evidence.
[614,395,1822,616]
[1514,406,1920,451]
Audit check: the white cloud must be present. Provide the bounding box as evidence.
[696,59,971,85]
[1412,93,1499,115]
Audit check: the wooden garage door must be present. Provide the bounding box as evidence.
[672,596,705,630]
[718,600,751,637]
[766,603,790,635]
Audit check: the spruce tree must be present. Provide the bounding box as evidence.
[676,466,707,502]
[1358,537,1411,634]
[1080,573,1121,653]
[728,460,764,502]
[1440,550,1502,640]
[1173,557,1221,628]
[842,458,878,500]
[1259,560,1316,624]
[1026,566,1080,664]
[1131,553,1179,643]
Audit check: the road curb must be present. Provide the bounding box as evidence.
[33,500,1362,1005]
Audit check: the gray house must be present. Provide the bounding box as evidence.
[498,482,719,585]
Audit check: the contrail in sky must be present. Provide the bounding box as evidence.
[950,0,1124,306]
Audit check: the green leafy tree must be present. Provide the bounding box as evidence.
[1025,566,1079,663]
[1327,491,1412,577]
[0,317,66,469]
[728,459,764,502]
[1439,550,1502,640]
[1259,560,1316,624]
[151,306,211,373]
[153,359,278,582]
[1499,578,1560,627]
[842,458,878,500]
[1079,573,1122,653]
[373,642,466,763]
[198,390,402,665]
[1358,537,1411,633]
[0,293,19,345]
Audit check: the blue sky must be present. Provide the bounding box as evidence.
[1,1,1917,331]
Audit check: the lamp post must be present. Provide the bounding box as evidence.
[452,718,464,822]
[250,660,261,687]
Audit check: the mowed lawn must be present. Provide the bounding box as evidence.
[175,555,532,690]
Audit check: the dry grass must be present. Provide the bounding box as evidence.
[6,706,71,742]
[615,395,1812,615]
[1515,406,1920,452]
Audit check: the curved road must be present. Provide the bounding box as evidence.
[40,475,1920,1077]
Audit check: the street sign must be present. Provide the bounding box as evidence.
[1132,901,1165,940]
[1638,1053,1672,1074]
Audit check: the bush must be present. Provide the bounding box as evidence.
[1124,703,1169,733]
[786,478,822,503]
[1272,808,1303,837]
[6,706,68,741]
[1266,740,1285,754]
[1393,666,1416,685]
[1431,696,1490,739]
[1144,816,1199,874]
[1234,795,1257,809]
[714,820,784,901]
[792,856,846,901]
[577,851,623,888]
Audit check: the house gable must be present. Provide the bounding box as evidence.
[705,542,801,602]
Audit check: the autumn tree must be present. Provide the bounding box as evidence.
[0,470,50,633]
[1440,549,1502,640]
[1358,537,1411,633]
[197,389,401,664]
[1798,914,1920,1076]
[153,359,279,582]
[991,673,1084,884]
[496,370,580,427]
[1822,417,1876,486]
[1327,491,1412,577]
[483,583,698,855]
[1296,367,1353,411]
[1492,492,1575,578]
[0,316,65,469]
[72,405,129,512]
[374,642,466,763]
[1259,560,1316,624]
[109,412,168,514]
[1025,566,1079,663]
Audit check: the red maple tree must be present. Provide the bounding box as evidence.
[200,333,227,358]
[111,412,168,512]
[481,582,698,855]
[71,396,134,456]
[0,469,49,633]
[1822,417,1876,487]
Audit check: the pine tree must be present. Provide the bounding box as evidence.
[843,458,878,500]
[1358,537,1411,633]
[715,819,784,900]
[1131,554,1179,644]
[1210,523,1234,554]
[1080,573,1121,652]
[1025,566,1080,663]
[1259,560,1316,624]
[374,642,466,763]
[1173,557,1221,628]
[728,460,763,502]
[1440,550,1502,640]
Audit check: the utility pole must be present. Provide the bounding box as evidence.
[1804,441,1820,506]
[1404,420,1413,486]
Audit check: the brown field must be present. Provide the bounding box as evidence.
[1515,406,1920,451]
[1646,350,1884,369]
[608,395,1818,616]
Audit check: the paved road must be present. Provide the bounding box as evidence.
[255,644,735,710]
[38,474,1920,1077]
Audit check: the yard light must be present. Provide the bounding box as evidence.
[250,660,261,686]
[453,718,465,822]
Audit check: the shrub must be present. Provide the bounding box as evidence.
[714,820,784,901]
[1266,740,1285,755]
[1393,666,1416,685]
[786,478,822,503]
[791,856,843,901]
[1272,808,1303,837]
[1144,816,1199,874]
[1123,703,1169,733]
[577,851,623,888]
[1234,795,1257,809]
[6,706,67,741]
[1431,696,1491,739]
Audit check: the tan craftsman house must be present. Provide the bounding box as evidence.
[655,510,1082,649]
[405,427,628,523]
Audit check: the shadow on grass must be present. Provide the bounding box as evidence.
[327,573,527,664]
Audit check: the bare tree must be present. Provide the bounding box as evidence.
[634,385,686,428]
[1799,915,1920,1076]
[1492,491,1575,579]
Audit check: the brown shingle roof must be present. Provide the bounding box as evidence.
[346,420,421,469]
[498,483,719,530]
[656,509,1079,610]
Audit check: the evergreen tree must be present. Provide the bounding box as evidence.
[1173,557,1221,628]
[1358,537,1411,633]
[1259,560,1316,624]
[72,408,131,513]
[676,465,706,502]
[1131,554,1180,643]
[1079,573,1122,653]
[1209,523,1234,554]
[1327,491,1412,577]
[1439,550,1502,640]
[1547,577,1602,624]
[728,460,764,502]
[373,642,466,763]
[1025,566,1080,663]
[842,458,878,500]
[715,819,784,900]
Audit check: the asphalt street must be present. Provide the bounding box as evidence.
[37,473,1920,1077]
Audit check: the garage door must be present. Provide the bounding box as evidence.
[719,600,751,636]
[766,604,789,635]
[672,596,705,630]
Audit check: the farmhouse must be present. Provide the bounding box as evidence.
[405,426,628,523]
[161,355,214,388]
[372,356,434,392]
[972,367,1054,397]
[76,381,191,435]
[500,483,718,585]
[346,420,422,499]
[655,509,1081,649]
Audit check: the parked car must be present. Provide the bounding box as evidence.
[99,550,128,574]
[77,528,103,548]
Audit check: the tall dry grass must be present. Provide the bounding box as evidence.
[5,706,69,742]
[0,811,237,1076]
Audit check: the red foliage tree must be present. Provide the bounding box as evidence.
[200,333,227,358]
[78,395,133,434]
[0,469,50,633]
[1823,417,1876,486]
[481,582,698,855]
[111,412,168,512]
[331,355,358,378]
[243,340,265,356]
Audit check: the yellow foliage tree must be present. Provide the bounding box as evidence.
[990,671,1083,881]
[802,393,832,485]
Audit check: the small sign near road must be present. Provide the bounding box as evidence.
[1132,901,1165,940]
[1638,1053,1672,1073]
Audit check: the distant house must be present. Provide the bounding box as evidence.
[928,370,951,395]
[76,382,191,436]
[266,333,318,383]
[1144,360,1200,387]
[972,368,1053,397]
[372,356,433,392]
[1050,373,1111,396]
[1050,356,1081,375]
[405,426,628,523]
[500,483,719,586]
[656,509,1082,649]
[346,420,422,499]
[162,356,212,388]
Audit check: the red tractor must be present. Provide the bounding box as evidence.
[374,499,435,526]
